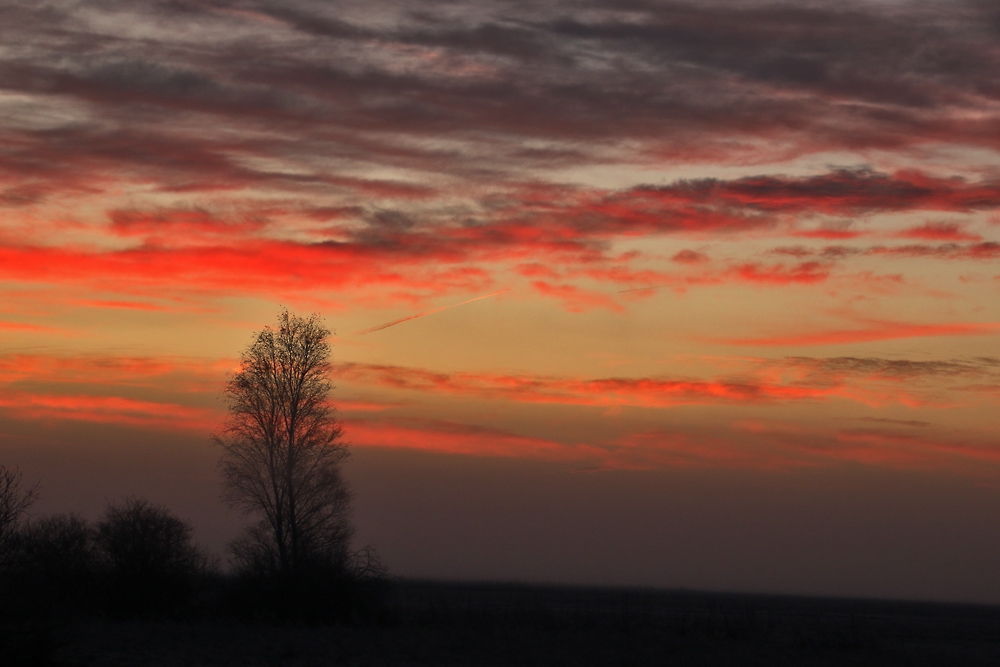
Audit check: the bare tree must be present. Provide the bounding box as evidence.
[0,465,39,554]
[214,310,353,576]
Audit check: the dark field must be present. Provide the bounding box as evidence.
[13,580,1000,666]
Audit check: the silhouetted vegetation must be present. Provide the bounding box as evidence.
[213,309,384,620]
[0,467,51,666]
[0,310,392,662]
[1,311,385,661]
[0,465,39,559]
[14,514,98,611]
[0,494,214,664]
[2,457,1000,666]
[95,497,211,618]
[215,310,354,578]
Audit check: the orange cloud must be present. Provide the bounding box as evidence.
[730,261,831,285]
[639,420,1000,475]
[0,321,61,333]
[0,390,219,431]
[530,281,624,313]
[335,362,926,409]
[345,417,1000,476]
[346,418,596,461]
[70,299,170,311]
[817,429,1000,471]
[714,321,1000,347]
[0,353,229,391]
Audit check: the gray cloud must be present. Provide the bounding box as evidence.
[782,356,1000,379]
[3,0,999,192]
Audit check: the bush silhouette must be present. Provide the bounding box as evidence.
[16,514,98,612]
[1,511,92,664]
[95,497,208,618]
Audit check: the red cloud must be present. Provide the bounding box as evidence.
[0,390,219,431]
[0,240,495,306]
[827,429,1000,469]
[2,351,990,474]
[0,353,230,390]
[792,229,865,240]
[715,321,1000,347]
[344,417,1000,474]
[730,262,830,285]
[335,362,925,409]
[4,168,1000,316]
[434,172,1000,276]
[0,321,61,333]
[357,171,1000,268]
[346,418,594,461]
[671,249,709,264]
[721,422,1000,474]
[894,222,981,242]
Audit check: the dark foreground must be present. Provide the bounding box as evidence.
[19,580,1000,666]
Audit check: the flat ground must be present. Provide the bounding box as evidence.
[31,581,1000,666]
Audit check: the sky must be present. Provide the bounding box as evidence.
[3,0,1000,604]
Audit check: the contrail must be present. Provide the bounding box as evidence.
[352,289,509,335]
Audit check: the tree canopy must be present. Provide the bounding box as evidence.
[214,310,352,576]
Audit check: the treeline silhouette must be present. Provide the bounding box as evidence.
[2,312,393,664]
[6,487,1000,666]
[2,498,208,619]
[0,473,387,666]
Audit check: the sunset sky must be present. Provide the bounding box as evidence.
[4,0,1000,604]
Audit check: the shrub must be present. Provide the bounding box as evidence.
[18,514,98,611]
[95,497,209,618]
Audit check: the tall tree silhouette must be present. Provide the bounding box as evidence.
[215,310,352,576]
